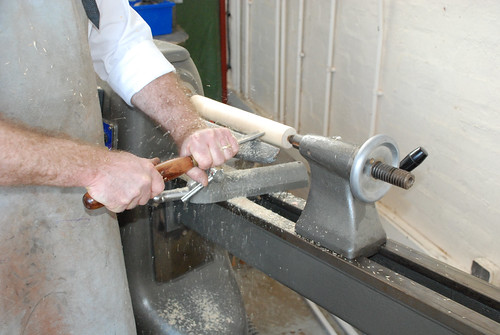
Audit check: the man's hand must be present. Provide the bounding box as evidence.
[85,151,165,213]
[131,73,240,186]
[179,128,239,186]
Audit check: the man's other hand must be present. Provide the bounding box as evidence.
[179,128,239,186]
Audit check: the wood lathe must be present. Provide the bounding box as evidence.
[99,41,499,335]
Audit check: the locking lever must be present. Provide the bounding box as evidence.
[400,147,428,172]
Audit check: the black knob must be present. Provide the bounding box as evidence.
[400,147,428,172]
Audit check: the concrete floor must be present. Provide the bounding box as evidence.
[232,260,360,335]
[233,261,328,334]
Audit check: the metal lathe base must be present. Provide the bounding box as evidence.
[170,193,500,335]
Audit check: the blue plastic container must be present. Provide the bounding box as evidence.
[130,1,175,36]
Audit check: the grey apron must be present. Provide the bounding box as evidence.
[0,1,136,333]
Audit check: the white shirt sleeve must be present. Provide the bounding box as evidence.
[88,0,175,106]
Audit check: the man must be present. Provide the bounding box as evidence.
[0,0,236,333]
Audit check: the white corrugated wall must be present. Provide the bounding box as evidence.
[227,0,500,281]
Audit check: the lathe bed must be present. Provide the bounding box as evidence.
[172,193,500,335]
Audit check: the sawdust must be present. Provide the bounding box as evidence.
[228,197,296,234]
[157,287,234,334]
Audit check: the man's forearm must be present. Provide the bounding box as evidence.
[131,72,205,147]
[0,116,166,212]
[0,117,105,187]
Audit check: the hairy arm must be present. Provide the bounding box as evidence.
[131,72,239,185]
[0,117,164,212]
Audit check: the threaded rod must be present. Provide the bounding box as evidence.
[371,161,415,190]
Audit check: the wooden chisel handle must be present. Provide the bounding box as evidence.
[83,156,196,210]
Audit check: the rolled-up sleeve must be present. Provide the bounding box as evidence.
[88,0,175,105]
